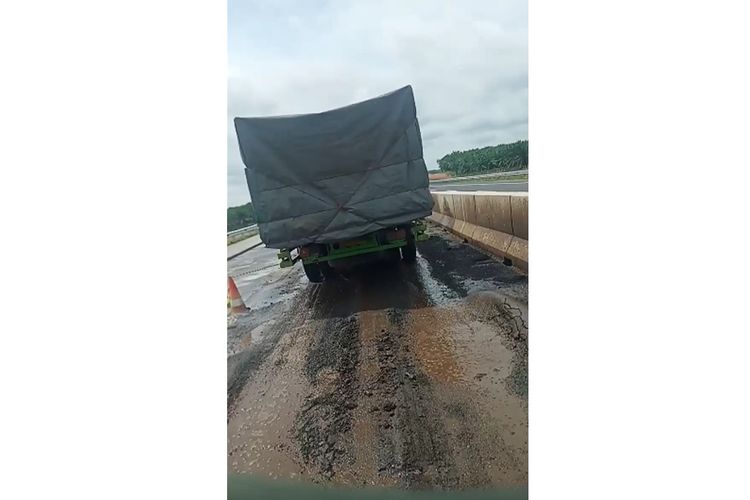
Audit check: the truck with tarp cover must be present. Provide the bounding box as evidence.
[234,85,433,282]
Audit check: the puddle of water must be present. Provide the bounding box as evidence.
[401,300,528,486]
[455,319,515,383]
[462,278,500,295]
[407,301,528,460]
[228,381,304,479]
[235,323,271,352]
[227,313,280,356]
[407,307,464,384]
[463,279,528,306]
[228,323,314,480]
[235,269,303,317]
[446,309,528,455]
[242,267,278,282]
[415,252,460,307]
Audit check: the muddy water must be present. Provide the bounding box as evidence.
[408,307,464,384]
[227,314,313,480]
[227,226,528,490]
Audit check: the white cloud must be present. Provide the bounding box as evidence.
[228,0,527,206]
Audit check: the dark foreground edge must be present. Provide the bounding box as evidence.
[228,475,528,500]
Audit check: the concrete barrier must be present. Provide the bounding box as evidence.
[461,195,478,225]
[444,194,456,219]
[428,191,528,272]
[479,194,513,235]
[510,196,528,240]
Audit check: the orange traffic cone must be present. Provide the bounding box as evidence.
[227,276,248,314]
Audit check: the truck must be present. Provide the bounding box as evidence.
[234,85,433,283]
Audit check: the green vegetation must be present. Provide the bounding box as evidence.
[227,202,256,231]
[437,140,528,176]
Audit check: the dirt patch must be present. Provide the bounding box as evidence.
[365,308,459,489]
[304,316,359,382]
[295,316,360,480]
[302,260,430,320]
[228,229,529,489]
[465,291,528,397]
[434,386,525,487]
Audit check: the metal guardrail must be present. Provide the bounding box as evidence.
[227,224,257,237]
[227,224,259,244]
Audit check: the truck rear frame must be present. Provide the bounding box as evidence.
[276,220,428,282]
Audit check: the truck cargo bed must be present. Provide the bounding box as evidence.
[234,85,433,249]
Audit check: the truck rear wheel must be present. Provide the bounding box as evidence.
[401,238,417,263]
[303,262,324,283]
[321,261,336,278]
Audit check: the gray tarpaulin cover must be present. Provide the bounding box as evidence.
[234,85,433,249]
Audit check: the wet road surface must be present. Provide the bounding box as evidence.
[227,224,528,490]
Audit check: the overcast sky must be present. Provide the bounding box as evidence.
[228,0,527,207]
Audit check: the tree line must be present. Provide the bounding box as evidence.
[437,139,528,176]
[227,202,256,232]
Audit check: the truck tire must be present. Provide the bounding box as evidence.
[321,261,336,279]
[401,238,417,263]
[303,262,324,283]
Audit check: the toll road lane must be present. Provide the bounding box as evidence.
[430,181,528,192]
[227,224,528,489]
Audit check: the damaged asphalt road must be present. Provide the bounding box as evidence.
[227,223,528,490]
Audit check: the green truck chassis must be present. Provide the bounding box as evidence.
[276,220,428,282]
